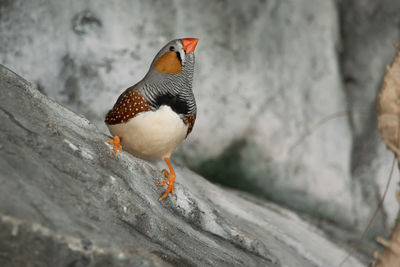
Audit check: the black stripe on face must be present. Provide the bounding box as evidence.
[175,51,182,64]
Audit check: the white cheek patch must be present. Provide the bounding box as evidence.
[177,42,186,65]
[179,50,186,65]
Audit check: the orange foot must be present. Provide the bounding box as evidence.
[106,136,122,157]
[156,157,176,200]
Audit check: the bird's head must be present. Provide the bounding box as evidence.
[144,38,199,84]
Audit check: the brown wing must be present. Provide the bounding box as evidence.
[105,89,151,125]
[183,113,196,138]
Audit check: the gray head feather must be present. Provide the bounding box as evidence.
[138,39,197,116]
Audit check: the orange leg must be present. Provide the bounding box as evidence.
[106,136,122,157]
[156,157,176,200]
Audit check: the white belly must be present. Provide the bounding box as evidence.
[107,105,188,159]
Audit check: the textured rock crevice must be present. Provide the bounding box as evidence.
[0,64,363,266]
[0,0,357,229]
[338,0,400,237]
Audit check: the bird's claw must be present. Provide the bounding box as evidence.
[106,136,122,157]
[157,169,171,186]
[161,169,169,177]
[158,183,175,200]
[157,158,176,200]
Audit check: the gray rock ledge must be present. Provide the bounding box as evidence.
[0,64,362,266]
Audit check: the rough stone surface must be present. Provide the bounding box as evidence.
[339,0,400,236]
[1,0,399,235]
[0,65,363,266]
[0,0,357,229]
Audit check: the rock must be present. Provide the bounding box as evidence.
[0,0,362,230]
[339,0,400,236]
[0,64,363,266]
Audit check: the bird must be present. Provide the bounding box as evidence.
[104,38,198,200]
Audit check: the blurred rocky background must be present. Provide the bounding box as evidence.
[1,0,399,245]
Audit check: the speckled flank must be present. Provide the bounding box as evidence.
[105,90,151,125]
[184,113,196,137]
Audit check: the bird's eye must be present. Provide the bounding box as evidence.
[169,46,175,51]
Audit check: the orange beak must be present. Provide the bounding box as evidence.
[181,38,199,54]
